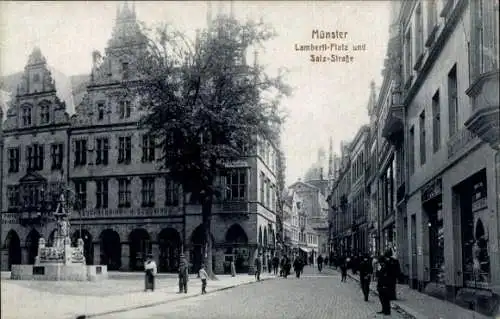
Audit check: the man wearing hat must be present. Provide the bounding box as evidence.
[144,254,157,292]
[178,253,189,293]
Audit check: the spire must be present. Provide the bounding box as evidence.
[328,137,333,177]
[27,47,46,66]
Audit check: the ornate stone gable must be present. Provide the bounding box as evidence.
[4,48,69,131]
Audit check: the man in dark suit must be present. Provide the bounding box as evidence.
[359,253,374,302]
[376,251,392,315]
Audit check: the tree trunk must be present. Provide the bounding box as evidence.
[202,193,218,280]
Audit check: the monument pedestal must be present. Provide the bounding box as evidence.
[11,264,108,281]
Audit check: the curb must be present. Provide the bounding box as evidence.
[75,276,275,318]
[344,272,425,319]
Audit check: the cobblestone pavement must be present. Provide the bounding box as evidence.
[98,267,405,319]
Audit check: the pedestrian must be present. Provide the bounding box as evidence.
[372,253,379,281]
[324,256,329,267]
[385,249,400,300]
[272,255,279,275]
[178,254,189,294]
[144,254,157,292]
[254,254,262,281]
[293,257,304,278]
[284,256,291,278]
[359,253,374,302]
[340,256,348,282]
[230,260,236,277]
[267,256,272,274]
[376,252,392,315]
[199,264,208,294]
[279,256,285,277]
[317,254,324,272]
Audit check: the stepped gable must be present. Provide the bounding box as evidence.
[3,47,70,131]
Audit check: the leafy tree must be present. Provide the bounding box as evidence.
[131,16,290,278]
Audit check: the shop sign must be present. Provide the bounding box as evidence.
[421,178,442,203]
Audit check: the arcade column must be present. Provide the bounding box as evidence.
[93,242,100,265]
[121,242,130,271]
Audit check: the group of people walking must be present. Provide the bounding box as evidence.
[335,249,401,316]
[254,253,328,280]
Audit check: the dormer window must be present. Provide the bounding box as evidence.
[40,104,50,124]
[22,105,32,126]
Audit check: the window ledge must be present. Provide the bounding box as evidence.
[466,70,500,98]
[413,53,425,71]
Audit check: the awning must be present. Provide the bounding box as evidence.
[299,247,311,253]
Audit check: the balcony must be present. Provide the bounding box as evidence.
[465,70,500,150]
[382,101,405,146]
[217,201,249,214]
[447,127,478,158]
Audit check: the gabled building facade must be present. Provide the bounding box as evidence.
[1,2,279,275]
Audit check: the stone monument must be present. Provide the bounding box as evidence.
[11,192,108,281]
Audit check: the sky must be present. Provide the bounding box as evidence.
[0,1,390,186]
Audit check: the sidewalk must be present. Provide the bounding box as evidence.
[334,267,493,319]
[1,273,275,319]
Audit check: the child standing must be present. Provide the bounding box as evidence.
[199,264,208,294]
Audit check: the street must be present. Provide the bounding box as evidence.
[97,267,405,319]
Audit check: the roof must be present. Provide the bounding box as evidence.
[288,181,319,191]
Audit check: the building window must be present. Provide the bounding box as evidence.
[404,27,413,82]
[118,178,131,208]
[40,104,50,124]
[141,177,155,207]
[74,140,87,166]
[97,102,105,121]
[118,136,132,164]
[409,126,415,175]
[165,178,179,206]
[432,90,441,152]
[471,0,499,79]
[8,147,20,173]
[74,181,87,210]
[122,62,129,80]
[225,169,247,201]
[415,3,424,59]
[419,111,426,165]
[51,143,64,170]
[7,185,20,208]
[141,135,155,162]
[22,106,32,126]
[260,172,265,204]
[119,100,131,119]
[95,179,108,209]
[26,144,44,171]
[448,64,458,137]
[95,138,109,165]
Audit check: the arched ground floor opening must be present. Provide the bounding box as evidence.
[129,228,151,271]
[26,230,41,265]
[4,230,21,270]
[158,228,181,273]
[100,229,121,270]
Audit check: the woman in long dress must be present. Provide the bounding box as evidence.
[144,254,157,291]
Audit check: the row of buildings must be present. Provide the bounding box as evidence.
[328,0,499,315]
[0,3,281,275]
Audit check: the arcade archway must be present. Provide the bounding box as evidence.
[72,229,94,265]
[158,228,181,272]
[129,228,151,271]
[224,224,249,273]
[26,230,41,265]
[99,229,121,270]
[190,225,215,274]
[4,230,21,270]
